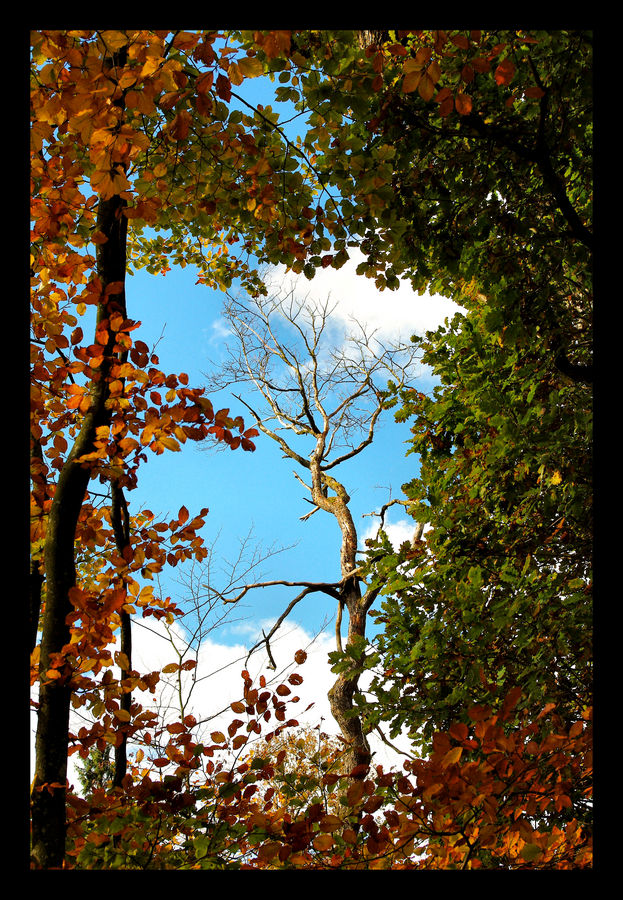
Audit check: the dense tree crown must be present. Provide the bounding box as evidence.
[31,29,591,869]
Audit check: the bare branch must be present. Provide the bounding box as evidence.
[218,578,341,606]
[204,284,420,469]
[335,598,344,654]
[244,584,326,666]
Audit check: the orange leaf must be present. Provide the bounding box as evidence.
[455,92,473,115]
[468,704,490,721]
[494,58,515,86]
[402,70,422,94]
[313,833,334,852]
[422,781,442,802]
[363,795,384,814]
[501,685,523,718]
[166,722,186,734]
[169,110,192,141]
[319,814,342,833]
[346,781,365,807]
[228,719,243,736]
[450,33,470,50]
[258,842,281,862]
[449,722,469,742]
[537,701,556,720]
[418,72,436,101]
[569,721,584,738]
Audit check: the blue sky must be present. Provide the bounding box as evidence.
[123,253,462,647]
[120,65,456,650]
[92,251,464,774]
[49,63,466,777]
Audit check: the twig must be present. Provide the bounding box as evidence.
[373,725,417,762]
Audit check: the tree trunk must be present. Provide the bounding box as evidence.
[110,482,132,788]
[31,191,128,867]
[328,582,372,779]
[309,450,372,780]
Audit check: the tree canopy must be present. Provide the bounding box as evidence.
[30,29,592,869]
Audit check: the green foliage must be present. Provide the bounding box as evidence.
[360,303,591,743]
[76,745,115,798]
[304,28,593,841]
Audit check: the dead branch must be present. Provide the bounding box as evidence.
[216,577,341,606]
[200,279,422,783]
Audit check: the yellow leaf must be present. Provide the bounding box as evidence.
[550,470,562,485]
[238,56,264,78]
[162,663,180,673]
[79,658,97,673]
[159,435,181,452]
[441,745,463,768]
[211,731,227,744]
[100,31,130,51]
[115,708,131,722]
[140,57,162,79]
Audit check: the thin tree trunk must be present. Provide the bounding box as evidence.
[30,433,46,653]
[110,482,132,788]
[31,188,128,867]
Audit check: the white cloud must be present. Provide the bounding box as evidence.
[361,516,416,551]
[265,248,464,346]
[31,612,411,795]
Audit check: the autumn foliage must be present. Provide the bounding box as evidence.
[31,29,591,869]
[58,660,591,869]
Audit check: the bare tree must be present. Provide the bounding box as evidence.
[203,283,421,782]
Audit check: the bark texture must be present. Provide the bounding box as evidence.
[310,445,373,779]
